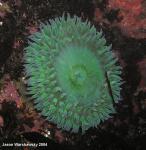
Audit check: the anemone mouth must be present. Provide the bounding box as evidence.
[70,64,87,86]
[55,46,104,105]
[24,15,122,133]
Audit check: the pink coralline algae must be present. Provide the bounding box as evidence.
[107,0,146,39]
[0,75,21,108]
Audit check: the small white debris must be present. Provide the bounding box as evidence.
[44,130,51,137]
[0,22,3,26]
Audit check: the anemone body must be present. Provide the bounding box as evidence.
[24,15,122,133]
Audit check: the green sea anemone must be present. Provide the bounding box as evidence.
[24,14,122,133]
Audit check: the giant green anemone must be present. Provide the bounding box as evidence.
[24,14,122,133]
